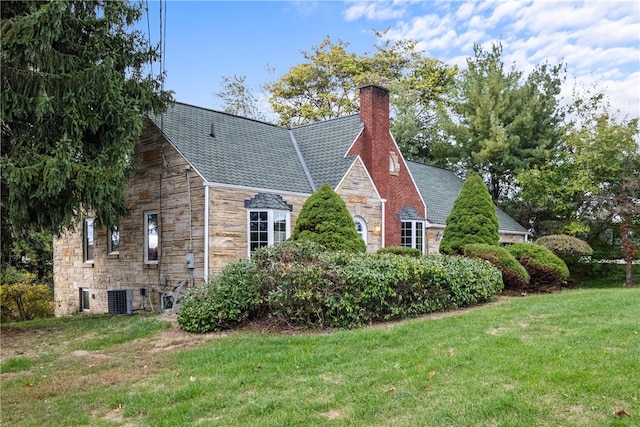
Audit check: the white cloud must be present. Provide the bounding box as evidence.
[343,1,406,21]
[344,0,639,118]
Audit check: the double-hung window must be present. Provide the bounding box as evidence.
[401,221,424,253]
[83,218,95,263]
[144,211,159,263]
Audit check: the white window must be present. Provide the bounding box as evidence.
[389,151,400,175]
[83,218,94,263]
[80,288,90,312]
[401,221,424,253]
[144,211,159,263]
[248,210,290,255]
[354,216,367,245]
[108,224,120,254]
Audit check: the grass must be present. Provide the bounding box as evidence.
[1,286,639,426]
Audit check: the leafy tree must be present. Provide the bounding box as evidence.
[517,90,639,286]
[439,174,499,255]
[215,74,266,121]
[292,183,366,253]
[265,32,456,128]
[1,0,173,236]
[440,42,565,203]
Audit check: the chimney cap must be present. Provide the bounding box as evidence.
[358,77,390,92]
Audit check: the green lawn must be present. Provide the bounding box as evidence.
[1,287,638,426]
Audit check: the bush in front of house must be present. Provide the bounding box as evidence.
[535,234,594,284]
[463,243,529,291]
[291,183,366,253]
[439,173,499,255]
[1,268,54,323]
[507,243,569,293]
[178,240,504,332]
[177,259,262,333]
[376,246,422,257]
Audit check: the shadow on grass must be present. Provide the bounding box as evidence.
[568,262,639,289]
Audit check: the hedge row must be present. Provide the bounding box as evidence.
[178,241,503,333]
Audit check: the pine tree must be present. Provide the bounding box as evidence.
[439,174,499,255]
[292,184,366,253]
[1,0,172,234]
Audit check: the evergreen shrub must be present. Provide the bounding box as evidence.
[439,174,499,255]
[377,246,422,257]
[292,183,366,253]
[508,243,569,292]
[463,243,529,290]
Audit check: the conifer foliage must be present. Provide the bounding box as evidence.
[292,183,366,253]
[439,173,499,254]
[1,1,172,234]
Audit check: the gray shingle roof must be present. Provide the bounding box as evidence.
[149,103,313,194]
[406,161,527,233]
[291,114,363,189]
[397,206,425,221]
[244,193,293,211]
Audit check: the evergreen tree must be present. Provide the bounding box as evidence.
[292,184,366,253]
[1,0,172,234]
[439,174,499,255]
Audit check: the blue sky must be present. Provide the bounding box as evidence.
[143,1,640,120]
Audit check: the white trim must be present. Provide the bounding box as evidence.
[204,186,209,281]
[334,156,383,202]
[246,208,291,258]
[353,216,367,245]
[381,199,386,248]
[401,220,425,253]
[343,126,365,158]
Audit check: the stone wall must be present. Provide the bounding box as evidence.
[54,123,206,316]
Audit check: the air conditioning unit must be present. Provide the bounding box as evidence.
[107,289,133,315]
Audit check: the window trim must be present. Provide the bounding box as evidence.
[401,220,424,253]
[83,218,95,263]
[246,209,291,257]
[354,216,367,246]
[144,211,159,264]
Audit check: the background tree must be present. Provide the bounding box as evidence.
[439,174,499,255]
[1,0,173,237]
[439,42,565,205]
[215,74,266,121]
[265,32,456,128]
[292,183,366,253]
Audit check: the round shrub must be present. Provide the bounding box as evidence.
[177,259,261,333]
[377,246,422,257]
[439,173,499,255]
[507,243,569,292]
[292,183,366,253]
[535,235,593,258]
[463,243,529,291]
[1,283,54,323]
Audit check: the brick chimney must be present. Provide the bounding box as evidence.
[349,84,426,247]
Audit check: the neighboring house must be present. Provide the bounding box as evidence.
[53,85,528,316]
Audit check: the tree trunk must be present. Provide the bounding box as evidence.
[620,222,637,288]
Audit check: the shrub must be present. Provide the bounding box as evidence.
[439,173,499,255]
[377,246,422,257]
[508,243,569,292]
[535,235,593,259]
[292,183,366,253]
[463,243,529,290]
[1,283,54,323]
[177,259,261,333]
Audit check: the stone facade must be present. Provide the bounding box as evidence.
[54,125,206,315]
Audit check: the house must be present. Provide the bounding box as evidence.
[53,85,528,316]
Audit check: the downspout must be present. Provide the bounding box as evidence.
[204,185,210,281]
[381,199,386,248]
